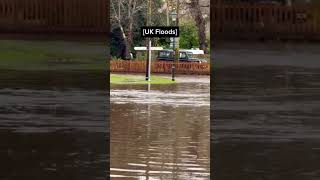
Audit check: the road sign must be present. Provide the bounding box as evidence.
[169,37,179,48]
[141,26,179,37]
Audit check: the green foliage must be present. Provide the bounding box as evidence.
[154,37,170,49]
[110,1,210,55]
[179,20,199,49]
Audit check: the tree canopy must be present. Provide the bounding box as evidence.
[110,0,210,59]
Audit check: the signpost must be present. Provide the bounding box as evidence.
[142,1,179,82]
[169,37,179,48]
[170,10,177,81]
[141,26,179,82]
[146,0,152,82]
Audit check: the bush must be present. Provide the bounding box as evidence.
[179,20,199,49]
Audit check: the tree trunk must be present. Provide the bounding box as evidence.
[127,17,134,50]
[110,0,157,59]
[190,0,208,54]
[119,25,131,60]
[126,0,135,55]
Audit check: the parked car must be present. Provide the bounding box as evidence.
[156,50,207,63]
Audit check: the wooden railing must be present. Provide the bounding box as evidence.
[110,60,210,75]
[212,3,320,40]
[0,0,107,33]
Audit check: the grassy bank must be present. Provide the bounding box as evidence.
[0,40,107,71]
[110,74,175,85]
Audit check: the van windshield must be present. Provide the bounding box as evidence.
[158,51,194,59]
[159,51,170,58]
[159,51,174,58]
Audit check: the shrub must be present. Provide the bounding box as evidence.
[179,20,199,49]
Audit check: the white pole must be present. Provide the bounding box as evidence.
[146,0,152,81]
[148,39,152,82]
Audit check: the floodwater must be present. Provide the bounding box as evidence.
[110,75,210,180]
[213,42,320,180]
[0,70,108,179]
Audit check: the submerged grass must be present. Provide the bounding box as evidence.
[0,40,106,71]
[110,74,175,85]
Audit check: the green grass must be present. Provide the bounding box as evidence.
[0,40,107,71]
[110,74,176,85]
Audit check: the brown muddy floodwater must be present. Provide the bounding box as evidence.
[0,70,108,180]
[213,42,320,180]
[110,75,210,180]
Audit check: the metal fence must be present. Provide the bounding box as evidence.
[212,2,320,40]
[0,0,107,33]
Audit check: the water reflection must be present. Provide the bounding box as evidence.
[213,42,320,179]
[0,70,107,179]
[111,76,210,180]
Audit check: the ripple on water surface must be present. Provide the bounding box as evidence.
[110,81,210,179]
[0,87,107,179]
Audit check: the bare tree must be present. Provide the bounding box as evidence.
[186,0,209,53]
[111,0,145,59]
